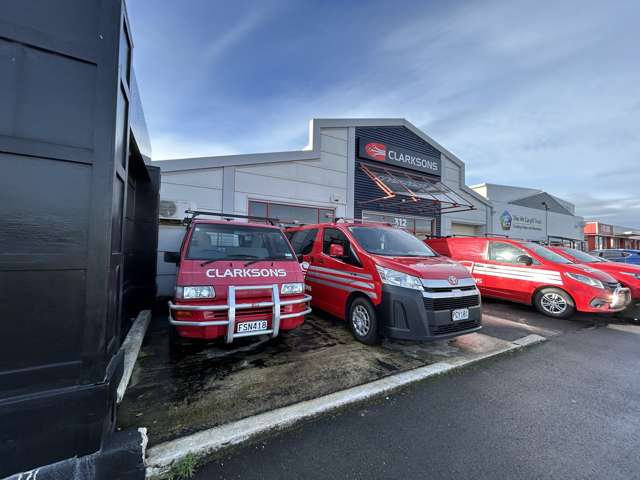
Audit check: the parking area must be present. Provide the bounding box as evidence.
[116,299,623,449]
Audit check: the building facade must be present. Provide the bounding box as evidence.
[155,118,491,295]
[584,222,640,251]
[471,183,584,247]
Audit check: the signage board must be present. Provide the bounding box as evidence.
[358,137,441,176]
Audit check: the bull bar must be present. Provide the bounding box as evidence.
[168,284,312,343]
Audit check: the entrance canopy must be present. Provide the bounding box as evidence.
[359,163,475,213]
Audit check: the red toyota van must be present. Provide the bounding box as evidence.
[285,221,482,344]
[165,211,311,343]
[426,237,631,319]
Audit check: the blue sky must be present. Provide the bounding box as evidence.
[127,0,640,227]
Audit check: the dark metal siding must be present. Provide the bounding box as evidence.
[0,1,158,475]
[354,126,443,235]
[356,126,441,161]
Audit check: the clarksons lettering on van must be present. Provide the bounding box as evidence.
[206,268,287,278]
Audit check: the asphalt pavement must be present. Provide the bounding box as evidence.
[193,312,640,480]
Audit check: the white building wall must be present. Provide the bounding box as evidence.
[440,154,490,236]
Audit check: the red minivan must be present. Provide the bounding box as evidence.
[165,211,311,343]
[286,221,482,344]
[426,237,631,319]
[549,246,640,323]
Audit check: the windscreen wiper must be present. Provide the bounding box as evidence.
[200,254,258,267]
[243,256,292,267]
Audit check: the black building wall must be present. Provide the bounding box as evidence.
[0,1,157,476]
[354,126,443,235]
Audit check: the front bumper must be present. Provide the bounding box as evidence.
[169,284,311,343]
[585,287,631,313]
[378,284,482,341]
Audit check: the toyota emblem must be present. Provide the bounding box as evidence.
[448,275,458,285]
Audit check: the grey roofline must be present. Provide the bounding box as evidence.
[152,117,492,207]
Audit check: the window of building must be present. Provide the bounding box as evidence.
[488,241,532,264]
[248,200,334,225]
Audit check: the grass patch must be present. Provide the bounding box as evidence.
[168,453,198,480]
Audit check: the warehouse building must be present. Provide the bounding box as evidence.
[471,183,584,247]
[584,221,640,251]
[155,118,491,294]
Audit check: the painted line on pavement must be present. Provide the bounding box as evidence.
[482,313,562,337]
[607,323,640,335]
[145,333,546,478]
[117,310,152,404]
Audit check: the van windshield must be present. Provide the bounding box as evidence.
[186,223,295,262]
[349,226,436,257]
[523,243,572,264]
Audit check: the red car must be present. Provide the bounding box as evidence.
[549,246,640,323]
[165,211,311,342]
[286,221,482,344]
[426,237,631,319]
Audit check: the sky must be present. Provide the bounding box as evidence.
[127,0,640,227]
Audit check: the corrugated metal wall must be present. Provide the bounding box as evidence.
[354,126,442,235]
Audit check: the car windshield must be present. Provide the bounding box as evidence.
[349,226,436,257]
[563,248,607,263]
[186,223,295,262]
[524,243,572,264]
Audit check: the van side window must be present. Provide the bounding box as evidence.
[488,241,531,264]
[322,228,360,266]
[288,229,318,256]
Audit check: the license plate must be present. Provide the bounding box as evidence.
[237,320,268,333]
[452,308,469,321]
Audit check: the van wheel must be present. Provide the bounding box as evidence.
[534,288,575,319]
[348,297,379,345]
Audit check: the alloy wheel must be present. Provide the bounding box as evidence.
[540,292,568,314]
[352,305,371,337]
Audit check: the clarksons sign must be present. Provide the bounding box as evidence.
[358,137,441,176]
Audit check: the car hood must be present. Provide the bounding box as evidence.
[564,263,617,283]
[373,255,473,280]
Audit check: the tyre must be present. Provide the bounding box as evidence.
[534,287,575,319]
[348,297,379,345]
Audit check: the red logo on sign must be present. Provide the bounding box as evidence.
[365,142,387,161]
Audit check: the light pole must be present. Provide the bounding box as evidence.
[541,201,549,243]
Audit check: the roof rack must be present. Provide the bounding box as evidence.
[183,210,280,227]
[333,217,394,226]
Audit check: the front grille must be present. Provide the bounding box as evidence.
[606,281,621,291]
[209,306,273,320]
[423,285,476,293]
[423,295,480,311]
[432,319,481,336]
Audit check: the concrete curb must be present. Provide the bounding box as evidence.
[117,310,152,404]
[145,333,546,478]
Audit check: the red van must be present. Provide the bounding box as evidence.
[165,211,311,343]
[285,221,481,344]
[426,237,631,319]
[549,246,640,323]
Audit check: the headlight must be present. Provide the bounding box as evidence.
[281,283,304,295]
[376,265,423,290]
[620,272,640,280]
[565,273,604,289]
[176,285,215,299]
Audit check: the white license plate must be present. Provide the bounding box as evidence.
[237,320,268,333]
[452,308,469,321]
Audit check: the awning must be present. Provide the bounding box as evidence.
[359,163,475,213]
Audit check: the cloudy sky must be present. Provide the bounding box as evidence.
[127,0,639,227]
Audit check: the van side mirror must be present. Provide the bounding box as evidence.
[164,251,180,264]
[516,254,533,266]
[329,243,345,258]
